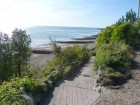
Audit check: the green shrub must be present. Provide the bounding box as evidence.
[96,65,131,85]
[42,46,90,77]
[97,22,140,49]
[28,46,90,81]
[95,42,133,69]
[58,46,90,66]
[95,42,133,85]
[0,76,38,105]
[97,26,113,46]
[111,22,140,47]
[94,10,139,85]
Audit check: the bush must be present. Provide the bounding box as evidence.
[96,66,131,86]
[27,46,90,81]
[97,22,140,49]
[57,46,90,66]
[111,22,140,47]
[94,10,139,85]
[95,42,133,85]
[97,26,113,46]
[95,42,133,69]
[0,76,38,105]
[48,45,89,73]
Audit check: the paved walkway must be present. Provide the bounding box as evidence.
[41,56,100,105]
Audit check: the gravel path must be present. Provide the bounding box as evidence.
[96,51,140,105]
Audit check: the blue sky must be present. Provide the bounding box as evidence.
[0,0,138,33]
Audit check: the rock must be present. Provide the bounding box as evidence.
[32,82,48,95]
[96,87,102,93]
[51,71,62,82]
[48,75,55,82]
[33,95,41,103]
[22,94,34,105]
[40,82,48,92]
[94,82,102,93]
[108,86,123,89]
[48,80,53,88]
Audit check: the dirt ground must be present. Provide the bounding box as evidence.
[96,51,140,105]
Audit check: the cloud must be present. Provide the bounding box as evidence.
[0,0,136,33]
[0,0,97,33]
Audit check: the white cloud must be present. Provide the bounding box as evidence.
[0,0,112,33]
[0,0,90,33]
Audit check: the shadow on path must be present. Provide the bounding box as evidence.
[40,56,100,105]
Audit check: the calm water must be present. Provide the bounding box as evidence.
[25,26,101,47]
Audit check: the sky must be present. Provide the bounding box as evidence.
[0,0,138,33]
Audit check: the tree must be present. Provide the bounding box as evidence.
[11,28,31,77]
[0,32,14,81]
[125,9,137,22]
[116,9,137,25]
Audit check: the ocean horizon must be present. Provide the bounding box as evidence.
[25,26,101,48]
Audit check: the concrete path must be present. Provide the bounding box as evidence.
[41,56,100,105]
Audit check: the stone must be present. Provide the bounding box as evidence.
[48,75,54,82]
[33,95,41,103]
[22,94,34,105]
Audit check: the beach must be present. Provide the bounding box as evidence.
[30,35,97,68]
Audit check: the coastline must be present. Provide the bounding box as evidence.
[31,34,97,54]
[30,34,97,68]
[71,34,98,40]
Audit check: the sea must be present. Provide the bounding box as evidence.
[25,26,101,48]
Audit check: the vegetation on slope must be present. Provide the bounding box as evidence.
[0,43,90,104]
[95,9,140,85]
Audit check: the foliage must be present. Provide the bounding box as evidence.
[95,10,139,85]
[111,22,140,47]
[0,29,32,82]
[49,36,61,55]
[95,42,133,69]
[0,33,15,81]
[99,66,131,85]
[97,26,113,46]
[95,42,133,85]
[29,46,90,80]
[97,22,140,48]
[57,46,90,67]
[0,76,38,105]
[11,28,31,77]
[116,9,137,25]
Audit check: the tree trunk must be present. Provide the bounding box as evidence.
[18,64,21,77]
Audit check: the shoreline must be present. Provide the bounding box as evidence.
[31,34,97,54]
[55,40,95,44]
[71,35,98,40]
[30,35,97,68]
